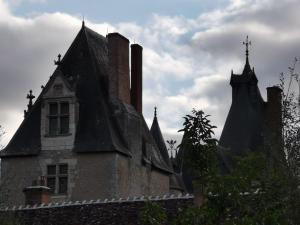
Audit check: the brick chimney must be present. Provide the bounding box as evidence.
[130,44,143,114]
[265,86,283,158]
[23,177,51,205]
[107,33,130,104]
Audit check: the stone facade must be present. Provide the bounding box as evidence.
[1,139,171,206]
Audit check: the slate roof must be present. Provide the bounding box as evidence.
[218,56,266,170]
[0,24,172,173]
[150,112,173,168]
[150,111,185,190]
[173,140,194,193]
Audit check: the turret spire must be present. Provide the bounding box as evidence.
[242,35,252,74]
[243,35,251,63]
[154,106,157,118]
[82,15,85,27]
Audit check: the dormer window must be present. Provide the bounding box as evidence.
[41,73,77,150]
[48,102,70,136]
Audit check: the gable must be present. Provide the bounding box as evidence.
[43,72,74,99]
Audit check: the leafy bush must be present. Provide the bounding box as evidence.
[139,201,167,225]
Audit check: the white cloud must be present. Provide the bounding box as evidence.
[0,0,300,149]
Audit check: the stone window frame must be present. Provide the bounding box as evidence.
[46,163,69,195]
[48,101,70,136]
[44,98,73,137]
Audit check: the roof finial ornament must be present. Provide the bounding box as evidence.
[154,106,157,118]
[243,35,251,64]
[26,90,35,111]
[54,54,61,66]
[82,15,85,27]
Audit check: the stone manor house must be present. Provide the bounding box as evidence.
[0,23,284,208]
[0,22,185,206]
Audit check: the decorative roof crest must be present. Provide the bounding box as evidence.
[243,35,251,67]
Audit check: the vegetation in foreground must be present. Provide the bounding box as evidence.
[140,106,300,225]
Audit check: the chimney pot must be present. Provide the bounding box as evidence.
[23,186,51,206]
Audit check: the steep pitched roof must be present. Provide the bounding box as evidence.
[0,23,128,157]
[150,109,172,168]
[0,24,173,174]
[219,55,266,170]
[150,109,185,190]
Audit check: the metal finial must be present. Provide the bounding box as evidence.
[82,15,85,27]
[54,54,62,66]
[154,106,157,117]
[243,35,251,59]
[26,90,35,110]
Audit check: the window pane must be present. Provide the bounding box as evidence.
[58,177,68,194]
[49,117,58,135]
[60,116,69,134]
[47,165,56,175]
[49,103,58,115]
[47,177,56,194]
[60,102,69,115]
[59,164,68,175]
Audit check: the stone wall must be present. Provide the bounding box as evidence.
[0,194,193,225]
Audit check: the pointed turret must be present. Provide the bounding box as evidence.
[150,107,172,168]
[219,36,265,171]
[150,107,186,193]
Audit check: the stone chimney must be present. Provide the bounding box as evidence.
[265,86,283,158]
[130,44,143,114]
[23,177,51,206]
[107,33,130,104]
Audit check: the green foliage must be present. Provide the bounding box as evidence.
[139,201,167,225]
[178,109,218,192]
[172,153,300,225]
[140,107,300,225]
[203,153,297,225]
[173,205,216,225]
[279,61,300,177]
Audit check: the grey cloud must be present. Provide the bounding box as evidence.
[1,0,300,149]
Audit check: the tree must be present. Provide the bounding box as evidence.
[140,107,300,225]
[140,153,299,225]
[139,201,167,225]
[178,109,218,194]
[279,58,300,177]
[201,153,299,225]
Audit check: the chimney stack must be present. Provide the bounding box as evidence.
[131,44,143,113]
[266,86,283,158]
[23,177,51,206]
[107,33,130,104]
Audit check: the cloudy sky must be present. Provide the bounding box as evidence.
[0,0,299,147]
